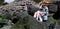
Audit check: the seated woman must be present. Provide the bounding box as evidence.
[34,0,50,22]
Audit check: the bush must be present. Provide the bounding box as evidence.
[51,18,57,24]
[33,0,42,3]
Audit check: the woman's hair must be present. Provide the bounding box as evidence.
[43,0,50,3]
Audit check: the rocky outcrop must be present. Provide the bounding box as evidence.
[0,0,60,29]
[0,0,46,29]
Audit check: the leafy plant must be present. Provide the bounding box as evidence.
[11,16,29,29]
[0,0,4,5]
[33,0,42,3]
[0,13,8,28]
[51,17,57,24]
[1,13,8,19]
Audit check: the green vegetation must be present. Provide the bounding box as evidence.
[33,0,42,3]
[18,16,28,25]
[0,13,8,28]
[1,13,8,19]
[11,16,29,29]
[0,0,4,5]
[0,0,8,6]
[51,18,57,24]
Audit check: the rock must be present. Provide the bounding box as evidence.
[10,11,50,29]
[27,4,39,16]
[48,4,58,13]
[1,26,11,29]
[54,19,60,29]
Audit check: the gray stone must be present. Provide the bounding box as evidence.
[54,19,60,29]
[49,4,58,13]
[1,26,11,29]
[10,10,51,29]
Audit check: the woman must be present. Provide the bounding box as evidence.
[34,0,50,22]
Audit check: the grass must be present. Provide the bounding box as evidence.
[51,17,57,24]
[33,0,42,3]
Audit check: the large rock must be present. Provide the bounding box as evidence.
[10,14,45,29]
[48,4,58,14]
[1,26,11,29]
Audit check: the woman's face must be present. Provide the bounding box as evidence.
[42,1,50,6]
[45,3,49,6]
